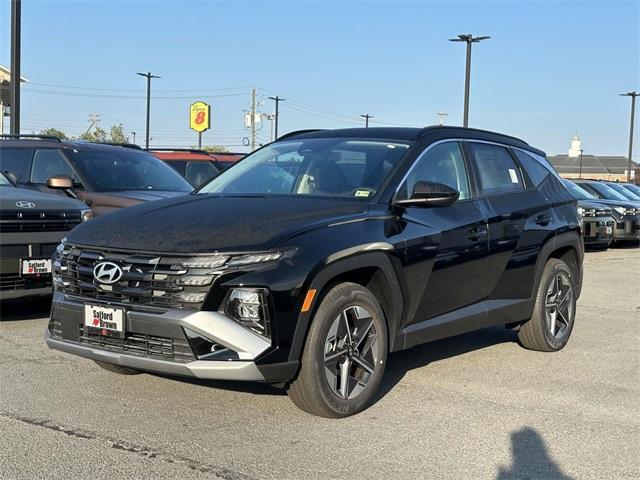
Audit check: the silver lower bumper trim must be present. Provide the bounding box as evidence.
[45,329,266,381]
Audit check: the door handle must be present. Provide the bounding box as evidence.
[466,227,487,242]
[535,214,552,226]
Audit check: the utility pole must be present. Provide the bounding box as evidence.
[437,112,448,126]
[250,87,257,151]
[10,0,21,135]
[268,95,285,139]
[579,149,584,179]
[85,113,100,135]
[131,131,136,144]
[620,91,639,183]
[360,113,373,128]
[449,33,490,127]
[137,71,160,149]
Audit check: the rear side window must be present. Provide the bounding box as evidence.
[165,160,186,175]
[468,143,523,195]
[31,149,76,184]
[184,161,219,186]
[513,149,549,186]
[0,147,33,183]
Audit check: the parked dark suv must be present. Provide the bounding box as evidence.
[46,127,583,417]
[0,135,193,216]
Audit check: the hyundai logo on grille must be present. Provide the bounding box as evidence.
[15,201,36,208]
[93,262,123,284]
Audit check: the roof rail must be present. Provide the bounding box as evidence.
[0,133,62,142]
[276,129,326,141]
[95,142,143,150]
[417,125,530,145]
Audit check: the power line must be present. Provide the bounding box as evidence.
[28,81,252,94]
[23,88,247,100]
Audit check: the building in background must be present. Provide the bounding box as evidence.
[548,135,639,183]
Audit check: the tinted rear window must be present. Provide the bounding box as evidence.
[0,147,34,183]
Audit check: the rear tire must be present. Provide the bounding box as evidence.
[518,259,576,351]
[288,283,388,418]
[93,360,142,375]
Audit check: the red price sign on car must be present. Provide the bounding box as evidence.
[189,101,211,133]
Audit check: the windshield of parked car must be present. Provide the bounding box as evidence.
[0,172,12,186]
[563,180,597,200]
[69,147,193,192]
[605,182,640,201]
[582,181,629,201]
[197,138,412,199]
[623,183,640,196]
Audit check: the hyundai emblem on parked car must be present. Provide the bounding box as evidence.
[93,262,123,284]
[15,201,36,208]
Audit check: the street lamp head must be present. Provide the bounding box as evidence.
[472,35,491,42]
[449,34,489,43]
[620,91,639,97]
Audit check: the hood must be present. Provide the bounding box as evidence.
[576,199,611,211]
[582,198,639,210]
[0,186,87,211]
[101,190,189,202]
[67,194,370,253]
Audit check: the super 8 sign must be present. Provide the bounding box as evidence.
[190,101,211,133]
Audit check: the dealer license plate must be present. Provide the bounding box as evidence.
[606,226,613,234]
[84,305,124,335]
[21,259,52,276]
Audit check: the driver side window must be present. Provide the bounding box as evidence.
[397,142,470,200]
[30,149,77,184]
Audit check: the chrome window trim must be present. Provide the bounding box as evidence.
[393,137,530,201]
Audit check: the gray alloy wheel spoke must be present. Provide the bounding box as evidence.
[323,304,379,401]
[544,272,574,340]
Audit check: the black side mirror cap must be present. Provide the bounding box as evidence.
[393,181,460,208]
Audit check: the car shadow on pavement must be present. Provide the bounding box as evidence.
[0,297,52,321]
[152,373,288,396]
[377,325,517,400]
[497,427,574,479]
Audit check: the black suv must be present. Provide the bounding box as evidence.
[46,127,583,417]
[0,172,90,300]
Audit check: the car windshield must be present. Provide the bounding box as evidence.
[563,180,597,200]
[69,147,193,192]
[583,181,629,201]
[198,138,412,199]
[606,182,640,201]
[0,172,12,186]
[623,183,640,196]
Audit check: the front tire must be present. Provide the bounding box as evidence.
[288,283,388,418]
[518,259,576,351]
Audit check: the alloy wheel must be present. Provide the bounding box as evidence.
[544,272,574,339]
[323,305,380,400]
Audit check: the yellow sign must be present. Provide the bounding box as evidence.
[189,101,211,133]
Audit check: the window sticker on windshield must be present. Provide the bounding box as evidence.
[508,168,519,183]
[355,190,371,197]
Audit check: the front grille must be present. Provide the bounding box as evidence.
[48,318,195,363]
[0,273,51,291]
[0,211,82,232]
[58,244,221,310]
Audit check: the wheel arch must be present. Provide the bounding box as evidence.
[288,250,405,364]
[533,232,584,301]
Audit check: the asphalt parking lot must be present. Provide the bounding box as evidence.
[1,248,638,480]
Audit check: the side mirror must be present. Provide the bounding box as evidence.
[46,175,78,199]
[393,181,460,208]
[3,171,18,185]
[47,175,74,189]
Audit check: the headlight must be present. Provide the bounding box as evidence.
[614,207,625,215]
[224,288,271,339]
[577,207,584,217]
[81,209,93,222]
[52,238,67,290]
[180,255,228,269]
[226,251,285,267]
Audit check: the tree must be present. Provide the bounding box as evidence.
[109,124,128,143]
[198,145,228,153]
[39,128,68,140]
[79,126,108,143]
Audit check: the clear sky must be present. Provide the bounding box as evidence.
[0,0,638,156]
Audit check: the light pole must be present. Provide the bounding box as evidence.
[131,131,136,144]
[360,113,373,128]
[268,96,285,139]
[579,149,584,179]
[137,72,160,148]
[10,0,21,135]
[620,91,639,183]
[449,33,490,127]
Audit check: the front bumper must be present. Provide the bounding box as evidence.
[1,286,52,301]
[613,217,640,242]
[46,292,272,381]
[582,217,614,246]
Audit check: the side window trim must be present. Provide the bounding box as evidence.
[392,139,475,202]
